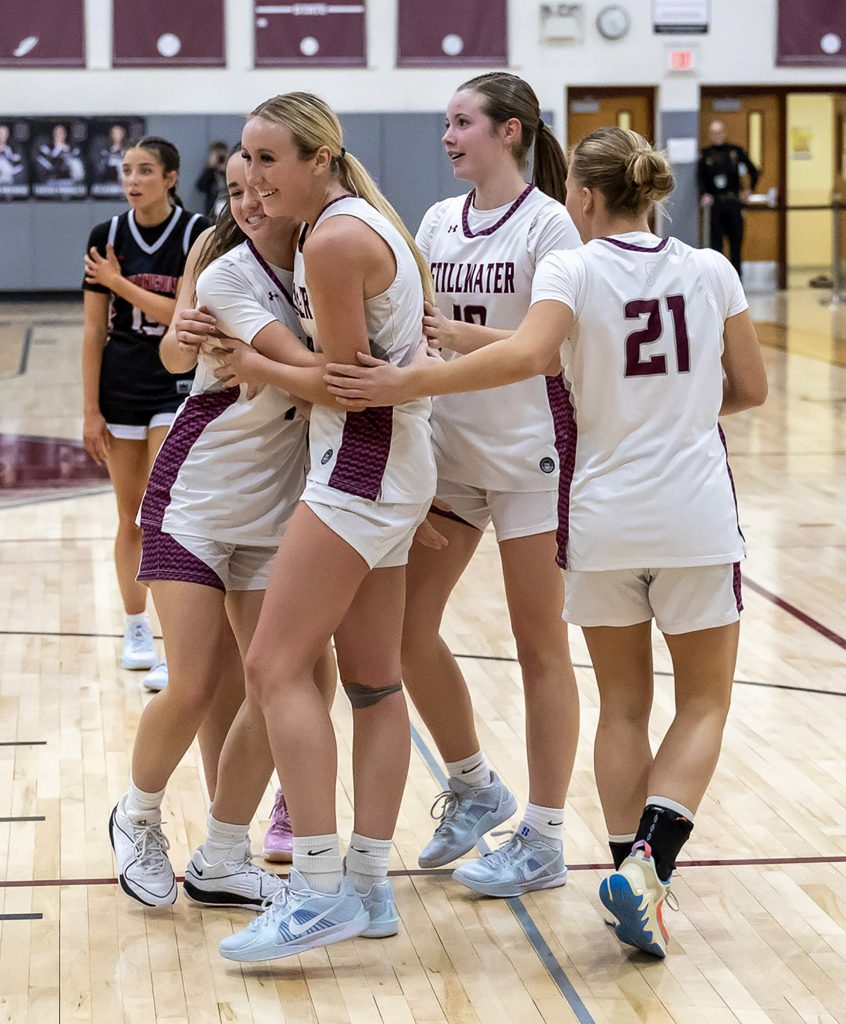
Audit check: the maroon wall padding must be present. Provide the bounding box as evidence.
[0,0,84,67]
[777,0,846,66]
[254,1,366,67]
[397,0,507,66]
[113,0,225,67]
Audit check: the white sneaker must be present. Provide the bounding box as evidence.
[121,619,157,671]
[360,878,399,938]
[142,660,168,692]
[108,795,176,907]
[184,842,284,909]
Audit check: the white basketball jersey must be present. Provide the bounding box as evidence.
[531,232,748,571]
[417,185,581,491]
[293,195,436,505]
[141,240,308,546]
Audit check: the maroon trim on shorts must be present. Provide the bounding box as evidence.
[733,562,743,613]
[138,527,225,592]
[461,184,535,239]
[544,374,577,569]
[598,235,670,253]
[328,406,394,501]
[429,503,479,531]
[139,389,238,528]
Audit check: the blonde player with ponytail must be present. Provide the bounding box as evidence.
[214,92,437,962]
[326,127,767,958]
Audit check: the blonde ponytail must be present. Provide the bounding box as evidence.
[249,92,433,304]
[570,127,674,217]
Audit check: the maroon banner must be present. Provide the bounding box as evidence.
[113,0,225,67]
[777,0,846,66]
[254,2,366,66]
[397,0,507,66]
[0,0,84,67]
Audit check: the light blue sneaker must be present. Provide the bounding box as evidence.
[360,878,399,938]
[418,772,517,869]
[219,868,369,962]
[452,825,568,897]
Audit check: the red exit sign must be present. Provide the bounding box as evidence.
[667,48,697,71]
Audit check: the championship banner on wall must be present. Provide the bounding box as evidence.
[777,0,846,66]
[87,118,147,199]
[113,0,225,66]
[0,0,85,67]
[396,0,507,66]
[254,2,366,66]
[30,119,89,199]
[0,119,31,200]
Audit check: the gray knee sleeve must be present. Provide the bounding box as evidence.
[343,681,403,709]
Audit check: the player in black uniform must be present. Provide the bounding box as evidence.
[81,136,209,688]
[698,120,759,277]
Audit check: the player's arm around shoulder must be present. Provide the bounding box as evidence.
[302,216,379,364]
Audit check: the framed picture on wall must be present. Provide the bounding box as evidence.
[29,118,88,199]
[0,119,31,200]
[87,118,147,199]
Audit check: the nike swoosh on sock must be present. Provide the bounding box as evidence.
[461,763,483,774]
[307,848,332,856]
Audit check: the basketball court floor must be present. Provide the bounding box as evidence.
[0,290,844,1023]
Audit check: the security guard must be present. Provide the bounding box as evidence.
[698,120,759,277]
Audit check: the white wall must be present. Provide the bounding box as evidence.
[3,0,846,133]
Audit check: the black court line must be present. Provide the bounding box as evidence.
[0,816,45,823]
[17,326,33,377]
[0,913,42,921]
[0,741,46,747]
[0,629,163,641]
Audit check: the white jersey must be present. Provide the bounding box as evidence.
[531,231,748,571]
[417,185,581,491]
[293,195,436,505]
[139,240,308,546]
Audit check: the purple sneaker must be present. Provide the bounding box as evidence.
[262,789,293,863]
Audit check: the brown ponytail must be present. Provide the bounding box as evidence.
[136,135,183,207]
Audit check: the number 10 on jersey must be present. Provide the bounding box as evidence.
[624,295,689,377]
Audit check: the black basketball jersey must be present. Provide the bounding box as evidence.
[84,206,209,424]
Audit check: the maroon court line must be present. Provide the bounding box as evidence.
[744,576,846,652]
[3,855,846,890]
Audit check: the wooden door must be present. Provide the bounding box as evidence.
[699,91,784,277]
[835,94,846,262]
[567,88,654,147]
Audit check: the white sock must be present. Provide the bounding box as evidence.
[645,795,695,821]
[293,834,343,894]
[126,612,148,626]
[345,832,392,894]
[520,802,565,842]
[125,778,165,821]
[203,814,250,864]
[445,750,491,790]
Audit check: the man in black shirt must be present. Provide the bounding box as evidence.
[698,120,759,277]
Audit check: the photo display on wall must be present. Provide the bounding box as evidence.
[88,118,147,198]
[0,119,32,200]
[113,0,225,66]
[396,0,507,66]
[30,118,89,199]
[0,0,85,67]
[254,1,366,66]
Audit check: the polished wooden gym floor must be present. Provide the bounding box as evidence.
[0,289,844,1024]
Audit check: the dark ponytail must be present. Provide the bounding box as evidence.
[457,72,568,203]
[136,135,183,207]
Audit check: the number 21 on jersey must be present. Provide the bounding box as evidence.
[624,295,689,377]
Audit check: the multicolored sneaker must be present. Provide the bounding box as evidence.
[262,790,293,863]
[108,795,176,907]
[360,878,399,938]
[183,841,284,909]
[219,868,369,962]
[452,825,568,897]
[599,841,674,958]
[121,619,156,671]
[418,772,517,869]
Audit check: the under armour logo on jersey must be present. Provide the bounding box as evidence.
[268,290,279,303]
[447,224,458,233]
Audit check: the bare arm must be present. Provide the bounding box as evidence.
[325,300,572,408]
[84,244,176,326]
[423,301,511,354]
[80,290,112,464]
[720,309,768,414]
[160,227,213,373]
[212,346,334,406]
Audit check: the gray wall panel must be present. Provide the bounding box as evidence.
[383,113,450,234]
[661,110,700,248]
[33,203,103,289]
[0,204,33,290]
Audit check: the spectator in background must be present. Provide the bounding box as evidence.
[195,140,229,218]
[698,120,759,278]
